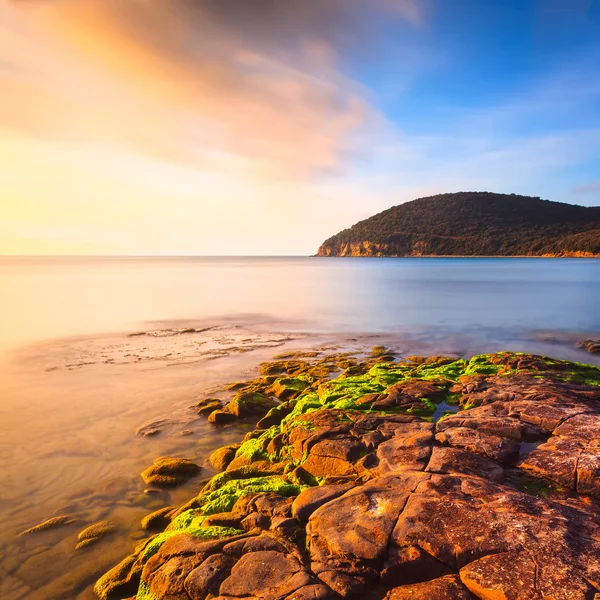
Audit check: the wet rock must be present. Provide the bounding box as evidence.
[75,520,118,548]
[141,507,175,531]
[208,410,237,424]
[19,515,75,535]
[270,377,311,401]
[222,391,278,419]
[141,457,201,486]
[578,339,600,354]
[94,554,142,600]
[197,398,223,416]
[210,444,241,471]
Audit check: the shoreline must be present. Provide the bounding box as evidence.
[313,254,600,258]
[92,348,600,600]
[3,327,600,600]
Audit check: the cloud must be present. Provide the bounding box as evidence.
[572,180,600,194]
[2,0,422,178]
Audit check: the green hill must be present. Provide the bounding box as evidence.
[317,192,600,257]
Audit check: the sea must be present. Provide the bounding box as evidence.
[1,256,599,599]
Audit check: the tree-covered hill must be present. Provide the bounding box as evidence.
[317,192,600,257]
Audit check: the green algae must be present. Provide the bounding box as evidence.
[136,581,159,600]
[196,475,306,518]
[141,526,243,560]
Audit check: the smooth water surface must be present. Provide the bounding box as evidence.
[1,256,599,352]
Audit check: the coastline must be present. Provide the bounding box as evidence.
[91,348,600,600]
[313,253,600,258]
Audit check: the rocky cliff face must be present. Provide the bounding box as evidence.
[317,192,600,257]
[96,350,600,600]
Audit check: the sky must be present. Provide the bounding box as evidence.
[1,0,599,255]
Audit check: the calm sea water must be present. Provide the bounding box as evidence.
[1,256,600,352]
[0,256,599,599]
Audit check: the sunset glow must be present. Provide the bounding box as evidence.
[1,0,599,254]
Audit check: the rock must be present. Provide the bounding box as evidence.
[144,554,203,598]
[201,512,242,529]
[270,378,311,401]
[96,352,600,600]
[374,421,433,473]
[184,554,236,599]
[197,398,223,416]
[180,429,194,436]
[76,520,118,547]
[241,511,271,531]
[19,515,75,535]
[141,507,174,531]
[386,574,474,599]
[435,427,520,464]
[425,446,505,482]
[208,409,237,424]
[94,554,141,600]
[141,457,200,486]
[219,550,306,597]
[222,391,278,419]
[459,550,595,599]
[223,534,287,555]
[381,545,450,587]
[308,472,430,564]
[519,437,583,488]
[578,339,600,354]
[292,483,355,524]
[284,584,337,599]
[210,445,240,471]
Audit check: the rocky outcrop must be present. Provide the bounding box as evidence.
[97,351,600,600]
[317,192,600,257]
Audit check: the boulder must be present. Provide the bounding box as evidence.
[141,457,201,486]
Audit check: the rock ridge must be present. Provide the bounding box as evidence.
[95,350,600,600]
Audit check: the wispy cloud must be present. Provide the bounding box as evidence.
[572,180,600,194]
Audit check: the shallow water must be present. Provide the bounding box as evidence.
[1,256,599,598]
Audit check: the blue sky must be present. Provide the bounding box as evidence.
[338,0,600,218]
[1,0,599,254]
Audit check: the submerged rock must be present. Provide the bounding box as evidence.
[141,457,200,486]
[578,339,600,354]
[19,515,75,535]
[97,351,600,600]
[76,520,118,548]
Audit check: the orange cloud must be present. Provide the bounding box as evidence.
[0,0,421,254]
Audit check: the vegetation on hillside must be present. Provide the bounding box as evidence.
[317,192,600,257]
